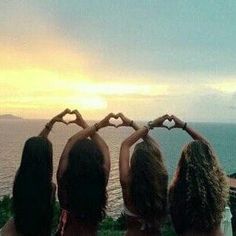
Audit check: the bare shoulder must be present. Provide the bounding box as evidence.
[1,219,19,236]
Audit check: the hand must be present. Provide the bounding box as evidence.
[67,110,87,128]
[151,114,171,129]
[51,108,71,124]
[97,113,117,129]
[169,115,185,130]
[116,113,133,128]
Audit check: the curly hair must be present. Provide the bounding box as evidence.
[169,140,229,234]
[62,138,107,226]
[13,137,53,236]
[129,141,168,231]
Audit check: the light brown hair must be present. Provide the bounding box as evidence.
[130,140,168,231]
[169,140,229,234]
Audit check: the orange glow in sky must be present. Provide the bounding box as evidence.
[1,1,235,122]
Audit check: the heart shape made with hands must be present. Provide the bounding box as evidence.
[163,119,175,130]
[109,116,123,127]
[63,113,77,124]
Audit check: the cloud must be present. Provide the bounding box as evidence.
[1,1,236,121]
[207,79,236,94]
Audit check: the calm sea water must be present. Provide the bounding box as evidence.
[0,120,235,217]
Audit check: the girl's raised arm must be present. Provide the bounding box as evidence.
[66,110,116,180]
[39,109,70,138]
[119,114,169,184]
[57,112,115,181]
[170,115,209,144]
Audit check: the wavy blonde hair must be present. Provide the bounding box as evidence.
[169,140,229,234]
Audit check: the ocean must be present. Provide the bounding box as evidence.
[0,119,235,217]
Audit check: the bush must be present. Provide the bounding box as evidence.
[99,214,126,231]
[1,195,233,235]
[0,195,12,228]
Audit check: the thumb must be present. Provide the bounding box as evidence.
[67,120,76,125]
[116,123,124,128]
[108,122,116,127]
[62,121,68,125]
[168,126,176,130]
[162,125,169,130]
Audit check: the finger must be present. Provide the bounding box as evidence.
[71,109,79,114]
[116,123,125,128]
[56,111,66,118]
[104,113,115,121]
[117,113,125,121]
[60,108,71,116]
[75,112,81,119]
[59,119,68,125]
[161,114,170,120]
[67,120,76,125]
[168,115,173,121]
[71,110,81,118]
[118,112,124,118]
[108,112,117,118]
[70,109,78,114]
[105,113,112,119]
[55,110,68,120]
[162,125,169,130]
[162,114,171,121]
[168,125,176,130]
[108,122,116,127]
[64,108,71,114]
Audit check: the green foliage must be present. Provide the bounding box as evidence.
[115,213,126,230]
[0,195,12,228]
[51,200,61,234]
[0,195,234,235]
[161,221,176,236]
[99,214,126,231]
[99,216,116,230]
[98,215,176,235]
[0,196,172,234]
[98,230,124,236]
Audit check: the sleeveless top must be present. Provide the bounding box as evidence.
[220,206,233,236]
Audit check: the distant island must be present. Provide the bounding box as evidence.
[0,114,23,120]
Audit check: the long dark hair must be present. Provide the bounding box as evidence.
[13,136,53,236]
[129,141,168,231]
[169,140,228,234]
[62,138,107,225]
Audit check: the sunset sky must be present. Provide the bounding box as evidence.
[1,1,236,122]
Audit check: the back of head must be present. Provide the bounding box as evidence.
[13,136,53,236]
[169,140,229,234]
[130,141,168,229]
[63,138,107,225]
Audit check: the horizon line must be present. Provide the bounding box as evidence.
[1,117,236,124]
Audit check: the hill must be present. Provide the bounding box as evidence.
[0,114,22,120]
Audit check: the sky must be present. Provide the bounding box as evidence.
[0,0,236,122]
